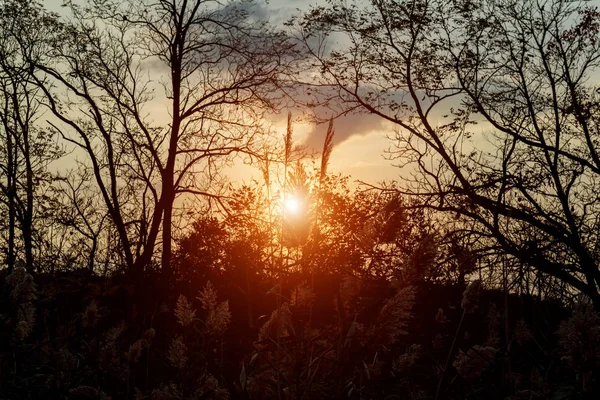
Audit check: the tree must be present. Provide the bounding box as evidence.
[0,0,61,273]
[51,170,110,273]
[25,0,296,276]
[300,0,600,305]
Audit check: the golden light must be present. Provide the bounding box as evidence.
[285,197,300,213]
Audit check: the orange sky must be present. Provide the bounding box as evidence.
[45,0,403,187]
[224,116,400,186]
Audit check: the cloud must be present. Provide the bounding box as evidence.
[216,0,272,22]
[262,0,313,24]
[302,112,388,153]
[213,0,310,26]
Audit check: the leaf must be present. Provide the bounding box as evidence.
[250,353,258,366]
[344,316,357,347]
[240,362,247,390]
[346,382,354,397]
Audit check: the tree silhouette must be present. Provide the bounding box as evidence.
[0,0,62,273]
[300,0,600,306]
[27,0,296,276]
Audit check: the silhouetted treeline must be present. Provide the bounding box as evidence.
[1,249,595,399]
[2,177,600,398]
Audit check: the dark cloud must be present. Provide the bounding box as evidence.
[302,113,387,153]
[215,0,309,26]
[261,0,312,24]
[216,0,272,22]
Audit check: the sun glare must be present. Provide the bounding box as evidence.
[285,197,300,213]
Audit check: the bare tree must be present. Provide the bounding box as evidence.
[26,0,296,276]
[0,0,61,273]
[300,0,600,305]
[49,169,109,273]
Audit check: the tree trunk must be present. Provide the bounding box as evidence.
[88,236,98,273]
[161,35,183,278]
[161,188,173,275]
[6,125,16,273]
[23,125,34,274]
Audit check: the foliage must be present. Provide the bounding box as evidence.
[1,0,600,398]
[0,260,593,398]
[298,0,600,307]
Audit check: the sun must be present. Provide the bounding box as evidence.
[285,197,300,213]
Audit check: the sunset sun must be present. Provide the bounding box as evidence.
[285,197,300,213]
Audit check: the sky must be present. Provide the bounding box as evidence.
[224,0,402,186]
[44,0,402,187]
[42,0,600,189]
